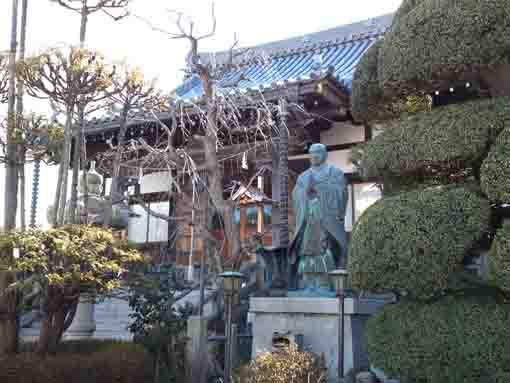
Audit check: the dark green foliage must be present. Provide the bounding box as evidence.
[365,297,510,383]
[352,97,510,181]
[481,128,510,202]
[348,186,490,300]
[489,223,510,291]
[350,40,432,123]
[128,265,190,383]
[351,40,387,123]
[393,0,425,22]
[379,0,510,98]
[19,339,126,354]
[0,341,153,383]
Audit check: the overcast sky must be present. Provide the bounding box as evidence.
[0,0,402,228]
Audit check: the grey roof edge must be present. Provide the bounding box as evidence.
[199,13,394,67]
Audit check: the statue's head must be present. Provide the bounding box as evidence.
[309,143,328,167]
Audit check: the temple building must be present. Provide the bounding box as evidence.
[82,14,393,279]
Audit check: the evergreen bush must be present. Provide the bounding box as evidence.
[365,296,510,383]
[0,341,153,383]
[379,0,510,98]
[351,40,386,122]
[353,97,510,180]
[348,186,490,299]
[481,127,510,202]
[393,0,424,21]
[488,223,510,291]
[351,40,432,123]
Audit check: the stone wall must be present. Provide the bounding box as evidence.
[249,297,387,383]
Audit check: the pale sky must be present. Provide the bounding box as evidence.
[0,0,402,228]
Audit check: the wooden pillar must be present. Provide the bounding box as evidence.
[278,99,290,248]
[257,205,264,233]
[240,205,246,242]
[271,145,281,247]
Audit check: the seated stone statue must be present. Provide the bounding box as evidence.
[289,143,348,293]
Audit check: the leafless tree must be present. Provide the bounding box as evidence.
[121,3,289,287]
[50,0,131,47]
[102,66,167,227]
[0,54,8,104]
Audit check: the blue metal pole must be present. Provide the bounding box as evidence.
[29,159,40,227]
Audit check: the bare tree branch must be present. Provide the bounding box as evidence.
[51,0,130,19]
[0,54,8,103]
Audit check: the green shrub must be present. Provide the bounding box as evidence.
[378,0,510,98]
[234,345,328,383]
[351,40,432,123]
[489,223,510,291]
[365,296,510,383]
[0,341,154,383]
[19,339,126,354]
[393,0,425,22]
[481,128,510,202]
[348,186,490,299]
[353,97,510,180]
[351,40,386,123]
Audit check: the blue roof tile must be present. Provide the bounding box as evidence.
[174,14,393,101]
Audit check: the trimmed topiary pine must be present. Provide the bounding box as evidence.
[348,186,490,300]
[365,296,510,383]
[481,127,510,203]
[488,223,510,291]
[351,39,432,124]
[353,97,510,181]
[351,40,387,123]
[392,0,424,22]
[378,0,510,99]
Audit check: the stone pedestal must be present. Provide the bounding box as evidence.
[64,298,96,340]
[249,296,387,383]
[186,316,208,383]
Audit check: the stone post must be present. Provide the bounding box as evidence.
[186,316,208,383]
[231,323,239,370]
[64,296,96,340]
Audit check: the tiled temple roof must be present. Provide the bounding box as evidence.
[84,13,393,132]
[174,13,393,101]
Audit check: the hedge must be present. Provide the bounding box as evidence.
[488,223,510,291]
[393,0,425,22]
[365,296,510,383]
[481,127,510,202]
[348,186,490,299]
[350,39,432,123]
[351,40,386,123]
[378,0,510,98]
[352,97,510,180]
[0,341,154,383]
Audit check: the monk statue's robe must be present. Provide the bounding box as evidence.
[289,162,348,289]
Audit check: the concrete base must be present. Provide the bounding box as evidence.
[186,316,208,383]
[64,299,96,340]
[249,296,387,383]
